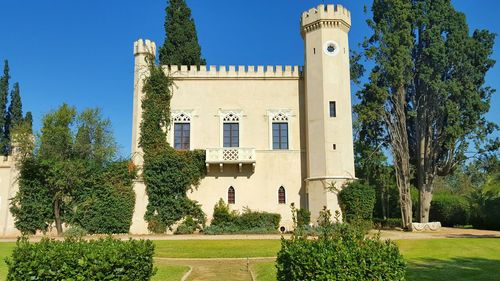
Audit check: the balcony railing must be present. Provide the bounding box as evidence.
[205,148,256,172]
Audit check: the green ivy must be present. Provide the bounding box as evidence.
[140,57,206,233]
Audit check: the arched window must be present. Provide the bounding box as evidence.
[278,186,286,204]
[228,186,235,204]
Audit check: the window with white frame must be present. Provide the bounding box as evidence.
[172,112,191,150]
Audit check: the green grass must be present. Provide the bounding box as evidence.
[397,238,500,281]
[153,263,190,281]
[251,261,276,281]
[0,243,15,280]
[153,240,280,258]
[0,238,499,280]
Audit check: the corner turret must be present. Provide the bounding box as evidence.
[302,4,355,222]
[301,4,351,36]
[131,39,157,166]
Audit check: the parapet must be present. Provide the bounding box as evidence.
[301,4,351,34]
[134,39,157,57]
[0,156,13,168]
[163,65,303,80]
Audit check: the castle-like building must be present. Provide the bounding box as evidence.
[0,4,356,236]
[130,4,356,233]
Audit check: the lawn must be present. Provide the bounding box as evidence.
[153,239,280,258]
[0,238,499,280]
[398,238,500,281]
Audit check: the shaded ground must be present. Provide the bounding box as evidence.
[377,227,500,240]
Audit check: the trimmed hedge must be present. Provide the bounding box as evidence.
[6,237,155,280]
[430,193,470,227]
[276,223,406,280]
[339,181,376,223]
[205,199,281,234]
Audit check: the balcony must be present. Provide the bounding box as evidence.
[205,148,256,172]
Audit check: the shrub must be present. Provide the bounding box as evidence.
[6,237,155,280]
[276,223,406,281]
[237,208,281,230]
[204,225,279,235]
[205,199,281,234]
[211,198,238,227]
[430,193,470,227]
[296,208,311,227]
[338,181,376,223]
[175,216,200,234]
[469,190,500,230]
[63,225,88,239]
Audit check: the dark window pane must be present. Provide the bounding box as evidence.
[278,186,286,204]
[272,122,288,150]
[174,123,190,150]
[223,123,239,147]
[330,101,336,117]
[228,187,235,204]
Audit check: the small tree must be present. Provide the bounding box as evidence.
[11,104,125,235]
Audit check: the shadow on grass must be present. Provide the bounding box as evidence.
[444,234,500,238]
[407,257,500,281]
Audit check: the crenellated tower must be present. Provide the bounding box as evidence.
[131,39,156,167]
[301,4,356,221]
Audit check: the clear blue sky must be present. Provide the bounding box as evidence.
[1,0,498,158]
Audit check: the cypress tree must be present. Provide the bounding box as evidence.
[6,82,23,136]
[0,61,10,154]
[159,0,206,66]
[24,111,33,134]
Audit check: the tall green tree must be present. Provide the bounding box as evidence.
[7,82,23,132]
[159,0,206,66]
[358,0,415,228]
[360,0,497,224]
[24,111,33,134]
[0,60,10,155]
[409,0,496,222]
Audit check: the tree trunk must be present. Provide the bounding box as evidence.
[419,187,433,223]
[396,169,413,230]
[381,185,388,220]
[54,199,63,235]
[387,86,413,230]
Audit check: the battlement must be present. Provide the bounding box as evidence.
[134,39,156,57]
[301,4,351,34]
[0,156,14,168]
[163,65,303,80]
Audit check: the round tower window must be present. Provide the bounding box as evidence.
[323,41,340,56]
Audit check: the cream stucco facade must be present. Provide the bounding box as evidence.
[0,156,20,237]
[130,4,356,234]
